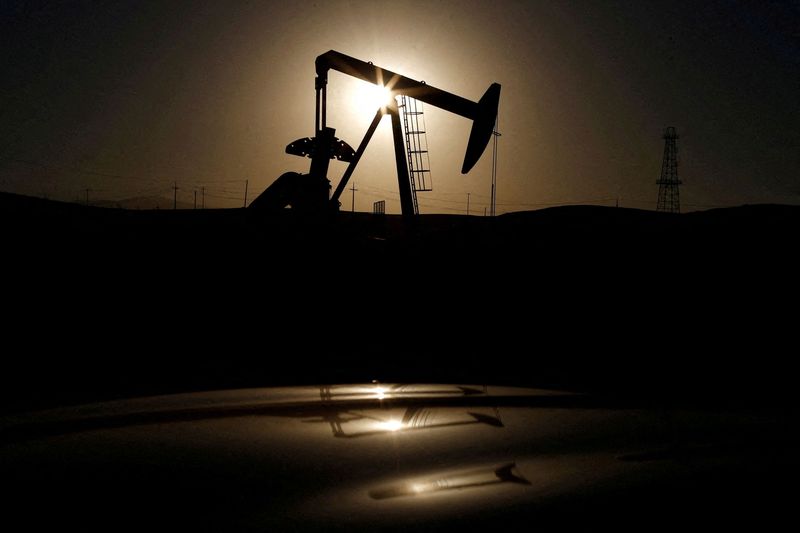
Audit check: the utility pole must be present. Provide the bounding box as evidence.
[490,116,501,217]
[244,180,248,208]
[84,188,90,207]
[202,187,205,209]
[467,192,471,215]
[350,182,358,213]
[194,190,197,209]
[173,182,178,210]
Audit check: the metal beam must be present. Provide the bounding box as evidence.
[388,102,415,217]
[316,50,478,120]
[331,108,386,205]
[315,50,500,175]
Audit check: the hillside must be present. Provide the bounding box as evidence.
[91,195,196,210]
[2,191,799,412]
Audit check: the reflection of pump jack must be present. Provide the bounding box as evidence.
[369,462,531,500]
[304,404,503,439]
[249,50,501,217]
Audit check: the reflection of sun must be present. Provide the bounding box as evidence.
[375,419,404,432]
[353,82,394,115]
[410,483,427,494]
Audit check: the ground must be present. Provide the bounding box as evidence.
[2,191,798,412]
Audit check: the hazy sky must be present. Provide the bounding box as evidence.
[1,0,797,213]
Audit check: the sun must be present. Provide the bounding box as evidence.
[353,82,395,115]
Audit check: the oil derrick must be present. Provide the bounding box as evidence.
[656,126,681,213]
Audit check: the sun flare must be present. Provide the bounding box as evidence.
[353,82,394,115]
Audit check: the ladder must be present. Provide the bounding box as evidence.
[398,95,432,215]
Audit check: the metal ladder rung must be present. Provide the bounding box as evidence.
[400,94,433,215]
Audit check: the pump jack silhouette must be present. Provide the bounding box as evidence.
[249,50,501,217]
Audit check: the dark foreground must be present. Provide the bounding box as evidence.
[2,194,799,531]
[2,192,799,412]
[2,385,796,532]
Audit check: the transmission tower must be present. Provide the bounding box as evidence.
[656,127,681,213]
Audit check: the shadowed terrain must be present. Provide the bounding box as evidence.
[2,191,798,412]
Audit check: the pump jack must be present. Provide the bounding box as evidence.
[249,50,500,217]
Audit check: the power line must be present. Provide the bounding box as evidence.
[350,182,358,213]
[358,182,617,209]
[359,185,622,213]
[491,114,501,216]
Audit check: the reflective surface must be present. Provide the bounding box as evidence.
[1,384,797,531]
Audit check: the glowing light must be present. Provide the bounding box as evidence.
[410,483,428,494]
[353,82,394,116]
[369,463,531,500]
[371,84,394,108]
[375,419,404,432]
[374,386,386,400]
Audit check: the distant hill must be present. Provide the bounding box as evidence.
[91,195,197,210]
[0,190,86,215]
[0,191,200,211]
[3,189,800,413]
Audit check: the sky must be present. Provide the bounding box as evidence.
[1,0,797,213]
